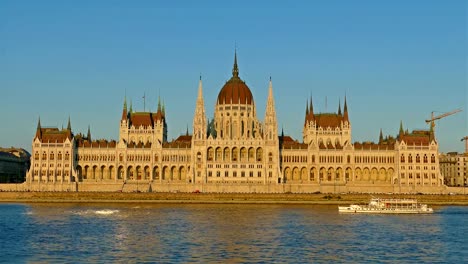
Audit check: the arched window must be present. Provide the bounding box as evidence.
[400,154,405,163]
[408,154,413,163]
[34,152,39,160]
[42,152,47,160]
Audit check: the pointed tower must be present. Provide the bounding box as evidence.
[304,99,309,125]
[264,77,280,183]
[303,96,316,144]
[193,76,207,141]
[264,77,279,142]
[87,126,91,141]
[338,99,342,116]
[379,128,384,143]
[121,97,128,121]
[35,117,42,140]
[67,116,72,131]
[399,120,404,137]
[343,96,349,122]
[191,76,208,184]
[66,116,73,139]
[233,49,239,78]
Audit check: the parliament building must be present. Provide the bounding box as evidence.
[25,53,445,193]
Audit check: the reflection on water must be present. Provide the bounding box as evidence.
[0,203,466,263]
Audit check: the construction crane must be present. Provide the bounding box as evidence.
[425,108,462,130]
[462,136,468,153]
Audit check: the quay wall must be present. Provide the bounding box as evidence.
[0,182,449,194]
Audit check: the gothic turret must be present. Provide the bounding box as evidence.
[35,117,42,140]
[192,76,207,141]
[264,77,278,142]
[343,96,349,122]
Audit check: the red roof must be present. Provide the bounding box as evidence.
[217,77,253,105]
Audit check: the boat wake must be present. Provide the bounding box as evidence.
[71,209,120,216]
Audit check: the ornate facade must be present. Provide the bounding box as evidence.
[26,52,445,193]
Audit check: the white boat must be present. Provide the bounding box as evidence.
[338,197,434,214]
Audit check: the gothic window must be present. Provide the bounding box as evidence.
[207,148,214,161]
[58,152,62,160]
[248,148,254,161]
[50,152,54,160]
[400,154,405,163]
[42,152,47,160]
[269,152,273,162]
[423,154,428,163]
[256,148,263,162]
[408,154,413,163]
[34,152,39,160]
[431,154,436,163]
[416,154,420,163]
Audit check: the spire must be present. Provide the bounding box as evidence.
[305,99,309,116]
[162,99,165,116]
[309,95,314,114]
[338,98,342,116]
[399,120,404,137]
[121,97,128,120]
[343,95,349,121]
[157,95,161,113]
[379,128,383,143]
[87,125,91,141]
[35,116,42,139]
[193,76,207,140]
[67,116,71,130]
[198,76,204,100]
[129,100,133,113]
[232,48,239,78]
[186,124,189,136]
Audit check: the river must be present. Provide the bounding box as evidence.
[0,203,466,263]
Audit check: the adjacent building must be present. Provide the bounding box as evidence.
[25,53,445,193]
[0,147,30,183]
[440,152,468,187]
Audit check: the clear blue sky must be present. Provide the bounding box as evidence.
[1,0,466,153]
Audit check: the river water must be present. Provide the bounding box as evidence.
[0,203,466,263]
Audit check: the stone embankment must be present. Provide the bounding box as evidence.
[0,191,467,205]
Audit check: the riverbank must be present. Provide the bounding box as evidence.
[1,191,468,205]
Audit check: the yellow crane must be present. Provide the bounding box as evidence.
[425,108,462,130]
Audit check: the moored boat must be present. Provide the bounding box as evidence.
[338,197,433,214]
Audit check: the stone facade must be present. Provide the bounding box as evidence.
[439,152,468,187]
[25,52,446,193]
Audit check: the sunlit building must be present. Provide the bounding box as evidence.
[25,53,445,193]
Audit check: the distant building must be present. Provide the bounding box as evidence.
[0,147,30,183]
[25,52,446,193]
[439,152,468,187]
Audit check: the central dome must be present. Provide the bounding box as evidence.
[217,52,254,105]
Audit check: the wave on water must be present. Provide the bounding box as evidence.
[71,209,120,216]
[95,209,119,215]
